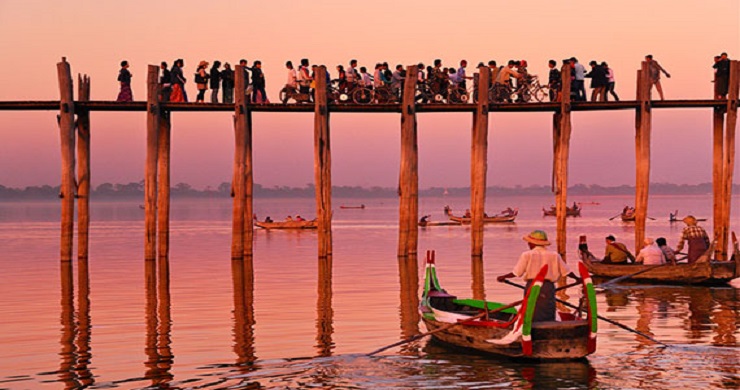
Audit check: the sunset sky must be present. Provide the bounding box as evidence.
[0,1,738,190]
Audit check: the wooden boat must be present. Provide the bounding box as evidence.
[578,235,736,285]
[419,219,462,227]
[669,210,706,223]
[419,251,597,360]
[448,209,518,224]
[254,219,318,229]
[542,205,581,217]
[620,210,635,222]
[340,204,365,209]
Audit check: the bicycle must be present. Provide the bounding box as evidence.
[351,84,399,104]
[527,76,550,103]
[279,84,312,104]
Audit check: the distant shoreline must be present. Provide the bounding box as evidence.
[0,182,730,200]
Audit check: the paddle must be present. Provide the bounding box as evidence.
[366,281,581,356]
[608,213,622,221]
[502,280,669,347]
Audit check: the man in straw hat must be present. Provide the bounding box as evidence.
[675,215,710,263]
[497,230,580,322]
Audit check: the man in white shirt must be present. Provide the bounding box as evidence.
[285,61,297,89]
[570,57,587,101]
[497,230,579,321]
[635,238,665,265]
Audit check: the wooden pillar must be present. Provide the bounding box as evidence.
[713,95,726,260]
[634,63,651,253]
[77,74,90,261]
[471,66,490,257]
[398,65,419,257]
[244,101,254,258]
[722,61,740,259]
[314,66,332,258]
[232,65,248,259]
[554,65,572,258]
[157,112,171,259]
[144,65,160,260]
[57,58,76,262]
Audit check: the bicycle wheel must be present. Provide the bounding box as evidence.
[353,88,373,104]
[279,87,291,104]
[533,86,548,103]
[448,87,466,104]
[375,88,391,103]
[415,87,432,103]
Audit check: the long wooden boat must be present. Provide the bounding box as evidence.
[254,219,318,229]
[448,209,518,224]
[419,251,597,360]
[419,220,462,227]
[578,235,736,285]
[542,205,581,217]
[340,204,365,209]
[669,211,706,223]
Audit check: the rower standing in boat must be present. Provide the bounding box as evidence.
[675,215,710,264]
[603,235,635,264]
[497,230,580,322]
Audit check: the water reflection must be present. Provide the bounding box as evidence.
[57,259,94,389]
[315,256,334,357]
[75,259,93,387]
[398,254,419,355]
[144,258,174,387]
[604,285,740,347]
[232,256,257,371]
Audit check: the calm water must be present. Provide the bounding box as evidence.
[1,194,739,389]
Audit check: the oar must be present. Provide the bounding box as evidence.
[608,213,622,221]
[502,280,669,347]
[366,281,581,357]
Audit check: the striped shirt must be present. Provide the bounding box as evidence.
[676,225,709,252]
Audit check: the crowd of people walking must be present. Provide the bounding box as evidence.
[115,53,732,104]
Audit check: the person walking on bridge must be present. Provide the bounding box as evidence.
[645,54,670,100]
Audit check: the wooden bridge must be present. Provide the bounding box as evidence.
[1,58,739,265]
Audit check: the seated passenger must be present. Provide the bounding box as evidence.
[603,235,635,264]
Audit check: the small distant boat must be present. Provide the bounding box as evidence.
[254,219,318,229]
[340,204,365,209]
[449,209,518,224]
[669,210,706,223]
[542,205,581,217]
[621,208,636,222]
[420,251,597,360]
[419,220,462,227]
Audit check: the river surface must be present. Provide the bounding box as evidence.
[1,194,738,389]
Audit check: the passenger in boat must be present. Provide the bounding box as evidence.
[443,205,451,216]
[497,230,580,322]
[635,238,664,265]
[656,237,677,265]
[675,216,710,263]
[603,235,635,264]
[502,207,515,216]
[264,216,273,223]
[285,215,293,221]
[464,209,472,218]
[419,215,430,224]
[295,215,305,221]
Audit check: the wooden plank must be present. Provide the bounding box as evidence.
[57,58,76,262]
[144,65,160,260]
[76,74,90,261]
[713,103,726,260]
[471,66,490,257]
[157,112,171,259]
[555,64,572,258]
[722,61,740,260]
[398,65,419,257]
[634,64,652,253]
[231,65,247,259]
[314,66,333,258]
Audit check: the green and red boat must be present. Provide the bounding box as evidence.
[420,251,598,360]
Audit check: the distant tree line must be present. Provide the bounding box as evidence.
[0,181,728,200]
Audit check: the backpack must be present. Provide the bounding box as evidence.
[195,72,205,84]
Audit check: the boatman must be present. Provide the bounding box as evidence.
[675,215,710,263]
[497,230,580,322]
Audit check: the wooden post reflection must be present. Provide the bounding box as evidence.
[471,256,485,300]
[315,256,334,357]
[398,254,420,355]
[75,258,93,387]
[144,258,173,386]
[59,261,80,389]
[232,257,256,370]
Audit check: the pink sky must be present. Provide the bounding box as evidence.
[0,1,738,189]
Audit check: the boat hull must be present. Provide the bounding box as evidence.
[254,220,318,229]
[582,257,735,285]
[421,315,591,360]
[448,214,517,223]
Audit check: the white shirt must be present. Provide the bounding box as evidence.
[373,69,383,87]
[347,66,357,83]
[574,63,586,80]
[512,246,570,282]
[287,69,297,88]
[636,243,664,265]
[362,73,373,87]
